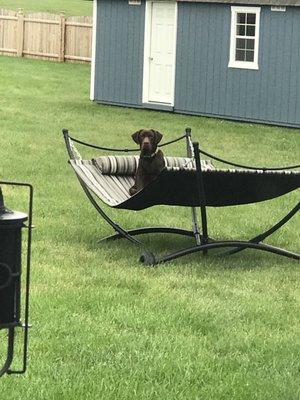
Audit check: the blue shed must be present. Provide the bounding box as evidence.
[90,0,300,127]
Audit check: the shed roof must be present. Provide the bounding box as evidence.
[178,0,300,6]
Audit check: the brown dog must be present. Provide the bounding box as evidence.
[129,129,165,196]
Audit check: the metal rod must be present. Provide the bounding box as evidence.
[0,187,4,210]
[62,129,74,158]
[222,201,300,256]
[192,142,209,252]
[198,148,300,171]
[79,178,143,246]
[19,184,33,375]
[185,128,202,246]
[63,129,188,154]
[101,227,195,241]
[155,240,300,265]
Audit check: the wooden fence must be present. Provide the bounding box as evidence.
[0,9,92,63]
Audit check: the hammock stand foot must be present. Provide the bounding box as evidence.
[140,251,156,266]
[152,241,300,266]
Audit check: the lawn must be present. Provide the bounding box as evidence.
[0,0,92,16]
[0,55,299,400]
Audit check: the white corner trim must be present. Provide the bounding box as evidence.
[228,6,261,71]
[90,0,98,101]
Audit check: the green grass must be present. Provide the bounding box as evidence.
[0,0,92,16]
[0,55,299,400]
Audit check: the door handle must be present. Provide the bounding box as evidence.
[149,57,153,61]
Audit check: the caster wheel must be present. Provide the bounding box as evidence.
[140,251,156,266]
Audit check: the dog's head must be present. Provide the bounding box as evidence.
[131,129,163,156]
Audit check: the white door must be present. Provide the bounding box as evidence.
[143,2,177,105]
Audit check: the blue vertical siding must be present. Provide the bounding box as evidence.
[94,0,145,106]
[175,3,300,127]
[94,1,300,127]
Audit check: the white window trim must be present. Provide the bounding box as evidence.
[142,1,178,106]
[90,0,98,100]
[228,6,261,70]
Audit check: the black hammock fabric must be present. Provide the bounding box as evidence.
[69,155,300,211]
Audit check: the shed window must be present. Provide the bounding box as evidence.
[229,7,260,70]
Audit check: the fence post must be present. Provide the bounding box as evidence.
[59,12,66,62]
[17,9,24,57]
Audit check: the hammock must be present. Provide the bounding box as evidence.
[70,156,299,210]
[63,128,300,264]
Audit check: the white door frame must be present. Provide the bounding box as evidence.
[142,1,178,106]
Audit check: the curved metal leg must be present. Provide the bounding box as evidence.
[149,240,300,266]
[79,177,215,247]
[78,178,143,246]
[222,202,300,256]
[0,328,15,377]
[101,227,195,241]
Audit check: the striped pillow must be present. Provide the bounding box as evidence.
[93,155,139,175]
[164,157,214,171]
[93,155,214,175]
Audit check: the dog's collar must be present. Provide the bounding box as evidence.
[142,151,157,159]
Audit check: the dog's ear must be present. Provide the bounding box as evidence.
[152,130,163,144]
[132,130,142,144]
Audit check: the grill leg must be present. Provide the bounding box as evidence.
[0,328,15,377]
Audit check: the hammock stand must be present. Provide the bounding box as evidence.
[63,128,300,265]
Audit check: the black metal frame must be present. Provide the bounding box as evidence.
[63,128,299,266]
[0,181,33,377]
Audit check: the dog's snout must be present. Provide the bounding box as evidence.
[141,137,152,151]
[142,137,150,145]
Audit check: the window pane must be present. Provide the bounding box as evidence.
[236,49,246,61]
[237,13,246,23]
[236,24,245,36]
[247,13,256,24]
[245,50,254,62]
[246,25,255,36]
[246,39,255,50]
[236,38,246,49]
